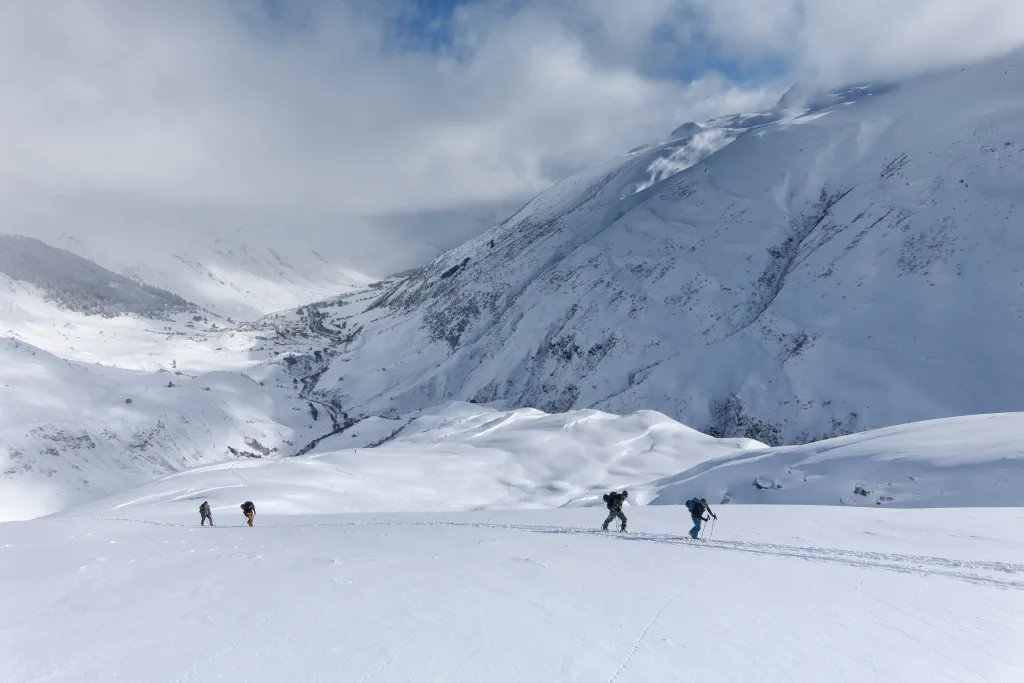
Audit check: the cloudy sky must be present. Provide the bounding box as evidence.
[2,0,1023,282]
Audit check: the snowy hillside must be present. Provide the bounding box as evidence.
[71,407,1024,524]
[273,52,1024,443]
[5,199,513,319]
[0,337,324,521]
[648,412,1024,508]
[2,224,374,319]
[74,402,760,519]
[0,235,195,318]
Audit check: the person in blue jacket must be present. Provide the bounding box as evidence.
[686,497,716,539]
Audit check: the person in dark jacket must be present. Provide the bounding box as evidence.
[241,501,256,527]
[686,497,716,539]
[601,490,628,532]
[199,501,214,526]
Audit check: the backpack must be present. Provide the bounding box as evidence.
[602,493,612,509]
[686,498,700,515]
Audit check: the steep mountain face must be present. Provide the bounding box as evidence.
[290,52,1024,444]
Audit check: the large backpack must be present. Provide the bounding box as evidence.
[686,498,700,515]
[603,493,612,509]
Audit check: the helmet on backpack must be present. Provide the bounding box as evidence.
[622,490,628,497]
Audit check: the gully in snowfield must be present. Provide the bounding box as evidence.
[241,501,256,527]
[686,497,716,539]
[601,490,628,532]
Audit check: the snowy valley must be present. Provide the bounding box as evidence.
[3,49,1024,683]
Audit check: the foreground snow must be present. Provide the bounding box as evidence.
[3,506,1023,682]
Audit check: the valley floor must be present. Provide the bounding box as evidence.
[3,505,1023,682]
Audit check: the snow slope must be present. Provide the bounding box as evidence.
[70,407,1024,525]
[3,505,1023,682]
[6,405,1024,680]
[4,199,514,319]
[0,337,322,522]
[648,412,1024,508]
[71,402,760,519]
[278,51,1024,443]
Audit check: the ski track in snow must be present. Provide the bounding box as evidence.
[228,464,247,486]
[85,517,1024,591]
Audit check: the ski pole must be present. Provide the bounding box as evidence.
[709,516,716,540]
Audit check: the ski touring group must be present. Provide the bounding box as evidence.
[199,495,717,536]
[601,491,717,539]
[198,500,257,527]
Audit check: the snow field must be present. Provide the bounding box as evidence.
[3,506,1023,682]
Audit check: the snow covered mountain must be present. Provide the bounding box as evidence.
[280,51,1024,444]
[6,52,1024,520]
[4,200,514,319]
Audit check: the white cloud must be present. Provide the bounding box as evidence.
[0,1,768,219]
[0,0,1020,285]
[694,0,1024,86]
